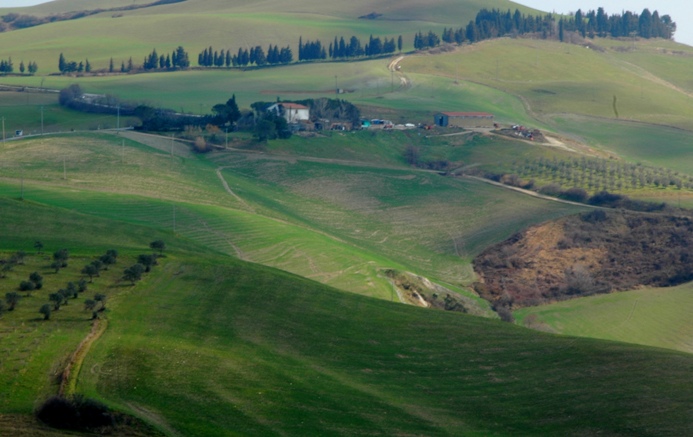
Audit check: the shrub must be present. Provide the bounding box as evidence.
[496,306,515,323]
[19,280,36,292]
[193,136,209,153]
[561,187,588,203]
[588,190,624,207]
[538,183,562,196]
[29,271,43,289]
[581,209,608,223]
[35,395,113,431]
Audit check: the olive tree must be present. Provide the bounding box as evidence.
[5,292,21,311]
[39,304,51,320]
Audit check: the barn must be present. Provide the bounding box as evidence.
[434,112,494,128]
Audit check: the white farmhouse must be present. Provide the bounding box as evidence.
[267,102,310,123]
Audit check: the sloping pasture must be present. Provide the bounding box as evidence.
[0,0,539,70]
[515,283,693,354]
[403,38,693,131]
[75,255,693,435]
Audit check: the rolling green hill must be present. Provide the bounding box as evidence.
[402,38,693,131]
[2,0,693,434]
[75,253,693,436]
[0,0,538,73]
[515,282,693,354]
[0,131,585,304]
[3,198,693,435]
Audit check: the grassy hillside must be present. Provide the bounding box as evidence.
[403,38,693,131]
[0,90,123,135]
[5,197,693,435]
[515,282,693,354]
[0,197,203,413]
[0,0,539,74]
[74,253,693,435]
[2,3,693,433]
[0,131,586,302]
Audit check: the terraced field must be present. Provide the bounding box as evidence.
[1,132,587,304]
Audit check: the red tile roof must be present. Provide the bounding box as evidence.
[281,103,309,110]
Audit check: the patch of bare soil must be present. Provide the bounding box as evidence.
[474,210,693,309]
[383,270,488,316]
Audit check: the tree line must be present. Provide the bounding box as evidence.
[197,45,293,67]
[327,34,401,59]
[58,53,93,74]
[142,46,190,70]
[58,46,190,74]
[415,7,675,50]
[0,57,38,74]
[300,34,401,62]
[558,8,675,40]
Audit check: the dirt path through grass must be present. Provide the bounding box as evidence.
[463,175,597,209]
[388,55,411,89]
[215,166,255,212]
[59,319,108,397]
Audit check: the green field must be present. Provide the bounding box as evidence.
[3,199,693,435]
[0,91,125,135]
[2,0,693,434]
[547,115,693,173]
[72,254,693,435]
[0,0,540,72]
[515,283,693,354]
[0,131,586,305]
[403,38,693,131]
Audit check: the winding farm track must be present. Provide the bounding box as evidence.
[388,55,411,89]
[461,175,598,209]
[59,319,108,397]
[215,166,254,212]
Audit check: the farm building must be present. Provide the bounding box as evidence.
[267,102,310,123]
[434,112,494,128]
